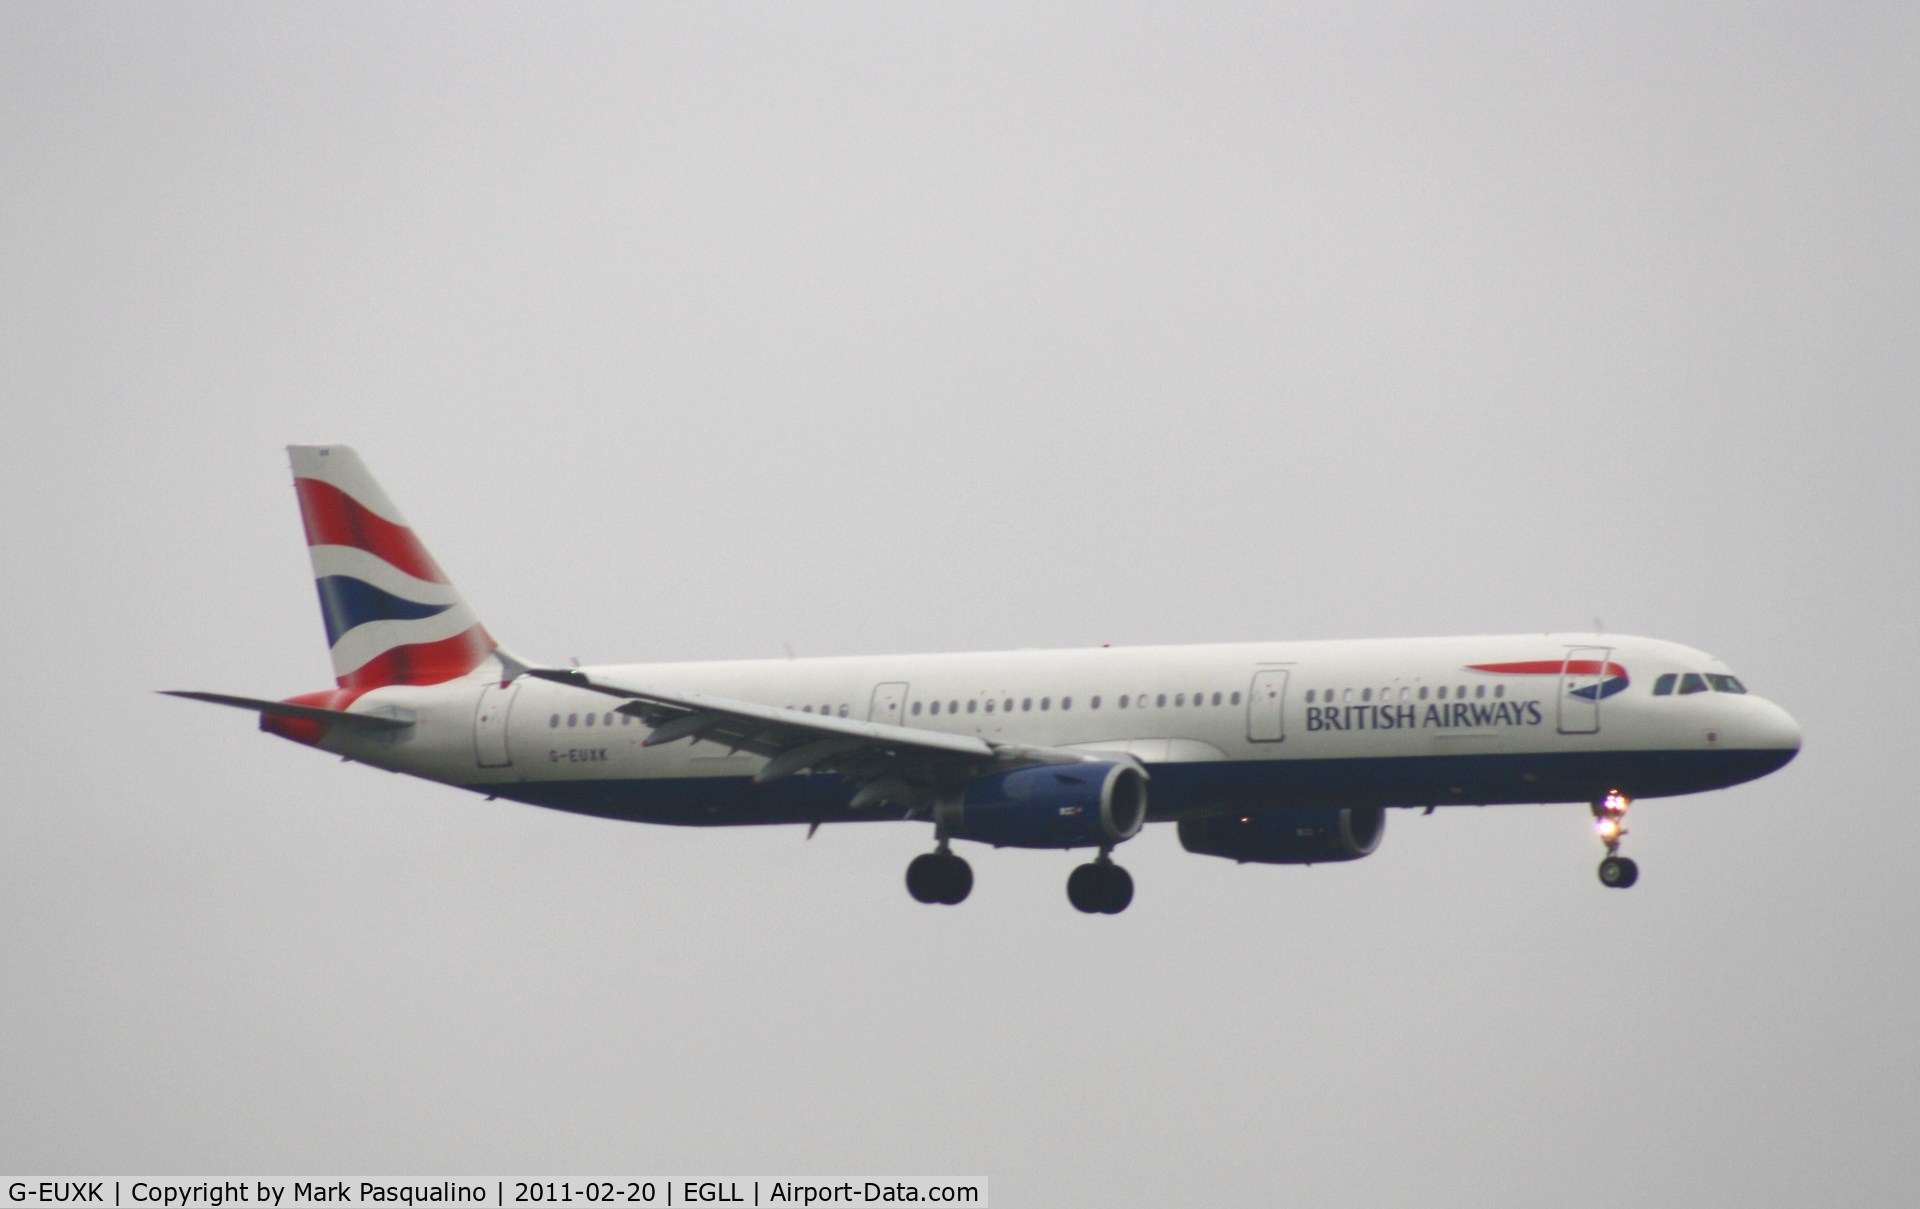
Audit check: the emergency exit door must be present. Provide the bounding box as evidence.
[473,680,521,767]
[1557,647,1611,735]
[1247,668,1290,743]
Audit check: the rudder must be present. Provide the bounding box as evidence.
[289,445,500,690]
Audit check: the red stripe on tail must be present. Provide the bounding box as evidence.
[338,623,496,690]
[294,477,449,584]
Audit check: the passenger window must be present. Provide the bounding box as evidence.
[1091,696,1101,710]
[1437,686,1447,700]
[1022,698,1032,712]
[1004,699,1014,713]
[1231,692,1241,705]
[929,701,940,715]
[912,702,922,715]
[1118,695,1129,708]
[585,713,595,728]
[1040,697,1051,711]
[567,713,577,727]
[1156,694,1167,708]
[985,700,995,713]
[1493,686,1504,699]
[1362,688,1372,702]
[1679,674,1708,695]
[948,701,958,714]
[1175,693,1186,707]
[1707,675,1747,694]
[1474,685,1485,699]
[1342,688,1353,703]
[1653,674,1676,696]
[1062,697,1072,710]
[1212,692,1222,706]
[605,713,614,726]
[1306,689,1316,704]
[967,700,977,714]
[550,714,560,728]
[1418,686,1428,700]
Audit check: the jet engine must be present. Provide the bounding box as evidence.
[1177,806,1386,864]
[937,762,1147,849]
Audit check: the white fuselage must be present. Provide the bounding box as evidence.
[315,632,1800,828]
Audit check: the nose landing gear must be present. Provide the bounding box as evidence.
[1066,850,1134,914]
[905,841,973,905]
[1593,790,1639,889]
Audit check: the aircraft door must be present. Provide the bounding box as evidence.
[1557,647,1610,735]
[474,680,521,767]
[1247,668,1290,743]
[869,681,909,727]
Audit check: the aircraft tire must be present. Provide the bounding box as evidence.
[1097,864,1134,915]
[906,853,946,904]
[937,853,974,905]
[1598,855,1639,889]
[1067,863,1105,913]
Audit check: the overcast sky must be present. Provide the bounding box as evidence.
[3,3,1915,1205]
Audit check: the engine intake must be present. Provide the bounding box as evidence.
[1178,806,1386,864]
[938,761,1148,850]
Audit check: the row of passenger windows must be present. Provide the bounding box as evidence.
[547,682,1507,729]
[1304,683,1504,704]
[552,711,632,728]
[906,690,1247,717]
[545,671,1740,728]
[1653,673,1747,696]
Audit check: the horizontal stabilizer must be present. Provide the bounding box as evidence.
[160,690,413,731]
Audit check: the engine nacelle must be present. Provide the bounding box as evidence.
[937,762,1148,850]
[1177,806,1386,864]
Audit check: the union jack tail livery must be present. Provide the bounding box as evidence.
[290,445,501,690]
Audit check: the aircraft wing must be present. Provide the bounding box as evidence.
[526,667,1125,813]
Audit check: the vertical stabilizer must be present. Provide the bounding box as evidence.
[289,445,500,689]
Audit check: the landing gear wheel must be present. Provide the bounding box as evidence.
[1590,791,1637,889]
[1067,860,1134,914]
[1067,863,1104,913]
[906,851,973,905]
[1598,855,1639,889]
[937,853,974,904]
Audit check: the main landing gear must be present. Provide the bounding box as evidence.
[1593,790,1639,889]
[1066,851,1134,915]
[905,842,973,905]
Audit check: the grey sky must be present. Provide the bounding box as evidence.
[3,3,1915,1205]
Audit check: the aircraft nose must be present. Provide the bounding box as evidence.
[1750,698,1802,759]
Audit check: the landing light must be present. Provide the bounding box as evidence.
[1595,817,1621,841]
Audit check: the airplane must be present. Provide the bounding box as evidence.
[167,445,1802,913]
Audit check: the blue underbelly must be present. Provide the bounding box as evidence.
[466,746,1796,827]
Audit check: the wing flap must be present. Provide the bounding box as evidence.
[526,667,1000,811]
[527,668,994,759]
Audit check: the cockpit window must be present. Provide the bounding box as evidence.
[1678,673,1708,695]
[1653,673,1677,696]
[1707,674,1747,694]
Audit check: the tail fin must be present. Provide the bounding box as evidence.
[289,445,503,690]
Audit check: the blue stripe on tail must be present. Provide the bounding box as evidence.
[314,576,452,647]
